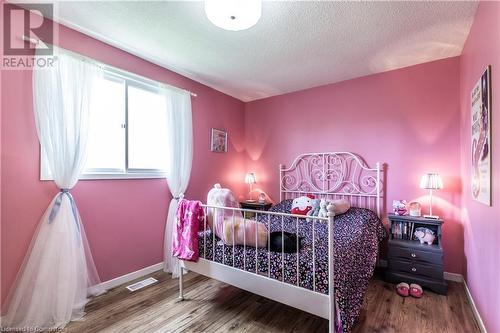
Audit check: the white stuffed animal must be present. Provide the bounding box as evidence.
[414,227,436,245]
[317,199,329,218]
[306,199,321,222]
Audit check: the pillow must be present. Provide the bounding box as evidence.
[291,195,315,215]
[330,199,351,215]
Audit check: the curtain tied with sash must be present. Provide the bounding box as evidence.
[1,47,105,330]
[162,89,193,279]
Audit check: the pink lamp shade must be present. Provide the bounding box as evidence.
[419,173,443,219]
[419,173,443,190]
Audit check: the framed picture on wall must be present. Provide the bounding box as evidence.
[471,66,492,206]
[210,128,228,153]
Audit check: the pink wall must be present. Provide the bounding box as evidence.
[459,2,500,332]
[2,4,498,330]
[245,57,464,274]
[0,13,246,305]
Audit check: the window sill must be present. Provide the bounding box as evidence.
[40,172,167,181]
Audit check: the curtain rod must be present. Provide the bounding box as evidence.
[21,35,198,98]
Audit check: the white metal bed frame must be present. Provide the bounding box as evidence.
[179,152,383,333]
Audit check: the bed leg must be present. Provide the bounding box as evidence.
[178,261,185,301]
[327,204,336,333]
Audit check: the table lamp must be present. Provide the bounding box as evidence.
[245,172,257,202]
[419,173,443,219]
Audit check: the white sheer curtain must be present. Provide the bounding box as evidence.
[1,48,105,330]
[162,89,193,278]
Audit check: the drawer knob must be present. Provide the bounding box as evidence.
[411,253,416,258]
[411,267,417,272]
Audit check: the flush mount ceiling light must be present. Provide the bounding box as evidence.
[205,0,262,31]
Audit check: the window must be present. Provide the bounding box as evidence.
[41,69,170,180]
[127,85,169,170]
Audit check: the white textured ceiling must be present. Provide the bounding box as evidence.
[42,1,478,101]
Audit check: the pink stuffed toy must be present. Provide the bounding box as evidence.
[206,184,268,248]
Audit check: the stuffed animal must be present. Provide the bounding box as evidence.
[414,227,436,245]
[291,195,315,215]
[307,198,351,220]
[306,199,321,222]
[317,199,329,218]
[207,184,268,248]
[222,216,268,247]
[393,200,408,215]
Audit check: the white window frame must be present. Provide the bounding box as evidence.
[40,66,171,181]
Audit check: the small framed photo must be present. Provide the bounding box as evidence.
[210,128,227,153]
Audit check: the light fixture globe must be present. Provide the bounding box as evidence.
[205,0,262,31]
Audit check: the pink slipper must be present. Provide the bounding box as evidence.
[396,282,409,297]
[410,284,423,298]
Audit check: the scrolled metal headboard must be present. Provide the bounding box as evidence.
[279,152,383,217]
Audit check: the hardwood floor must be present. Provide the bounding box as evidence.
[62,270,480,333]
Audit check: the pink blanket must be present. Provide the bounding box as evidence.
[172,199,205,262]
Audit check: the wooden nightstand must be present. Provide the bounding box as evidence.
[385,214,448,295]
[239,201,272,219]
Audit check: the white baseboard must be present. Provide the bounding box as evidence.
[99,262,164,290]
[462,277,488,333]
[443,272,487,333]
[443,271,463,283]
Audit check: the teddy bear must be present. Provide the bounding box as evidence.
[317,199,329,218]
[305,199,321,222]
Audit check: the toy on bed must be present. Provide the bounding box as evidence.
[207,184,268,248]
[317,199,329,218]
[305,199,320,222]
[291,194,317,215]
[305,198,351,221]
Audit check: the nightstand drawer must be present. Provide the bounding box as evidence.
[389,259,443,280]
[388,246,442,265]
